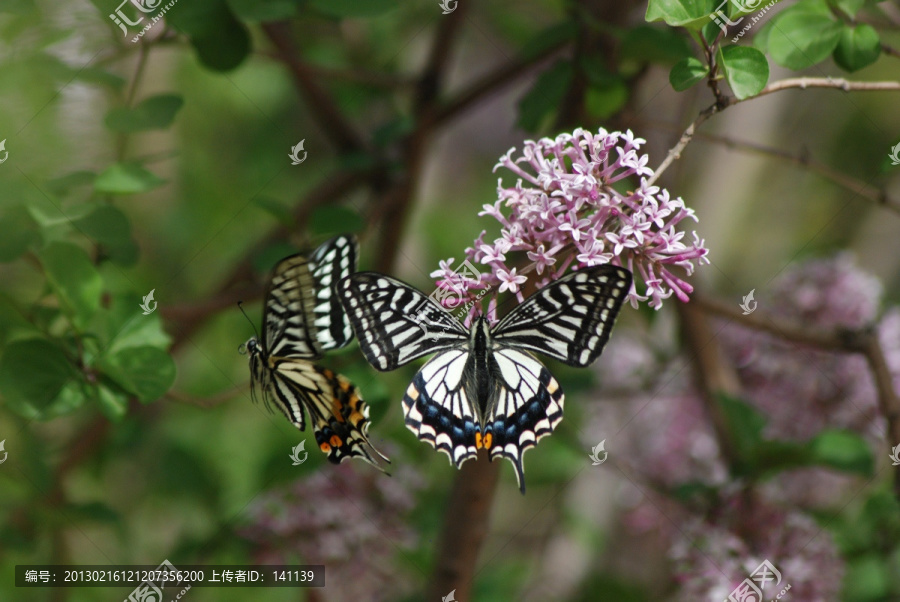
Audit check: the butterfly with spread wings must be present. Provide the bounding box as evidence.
[242,234,389,469]
[337,265,631,492]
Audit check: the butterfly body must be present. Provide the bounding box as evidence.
[244,236,388,469]
[339,265,631,492]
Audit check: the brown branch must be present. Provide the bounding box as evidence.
[426,454,500,602]
[677,302,741,468]
[650,76,900,184]
[262,21,366,154]
[640,121,900,217]
[694,293,900,497]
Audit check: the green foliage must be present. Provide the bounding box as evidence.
[645,0,715,29]
[94,162,166,195]
[517,60,573,132]
[669,56,708,91]
[104,94,185,133]
[718,45,769,99]
[834,24,881,72]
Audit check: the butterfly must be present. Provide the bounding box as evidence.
[337,265,631,492]
[242,234,389,469]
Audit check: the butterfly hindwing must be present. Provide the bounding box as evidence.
[494,265,631,367]
[246,242,388,470]
[310,234,359,351]
[485,348,564,493]
[337,272,468,371]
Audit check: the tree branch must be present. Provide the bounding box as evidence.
[262,21,366,154]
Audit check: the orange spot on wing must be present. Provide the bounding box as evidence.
[320,442,331,453]
[330,434,343,448]
[475,432,483,449]
[483,432,493,449]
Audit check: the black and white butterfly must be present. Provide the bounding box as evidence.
[242,235,389,469]
[337,265,631,492]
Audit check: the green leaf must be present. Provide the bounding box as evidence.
[833,24,881,72]
[73,205,139,266]
[768,5,842,70]
[100,345,175,403]
[645,0,715,29]
[252,196,294,226]
[620,26,694,67]
[104,94,184,133]
[717,394,766,470]
[718,45,769,99]
[39,242,103,329]
[843,555,890,601]
[828,0,865,18]
[808,430,874,476]
[516,60,573,132]
[227,0,298,21]
[94,162,165,195]
[309,205,364,236]
[669,56,709,91]
[97,293,171,355]
[93,381,131,421]
[73,67,126,91]
[0,339,78,419]
[166,0,250,72]
[0,205,40,262]
[308,0,397,18]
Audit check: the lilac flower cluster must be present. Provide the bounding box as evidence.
[240,462,423,601]
[430,128,709,319]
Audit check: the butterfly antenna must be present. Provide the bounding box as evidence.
[237,301,261,341]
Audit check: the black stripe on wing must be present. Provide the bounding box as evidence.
[310,234,359,351]
[338,272,468,371]
[494,265,631,367]
[264,254,322,360]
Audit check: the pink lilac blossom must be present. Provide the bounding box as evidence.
[719,254,886,441]
[430,128,709,322]
[240,462,423,601]
[667,493,844,601]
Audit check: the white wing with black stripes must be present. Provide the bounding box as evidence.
[493,265,632,366]
[336,272,468,371]
[309,234,359,351]
[262,254,322,360]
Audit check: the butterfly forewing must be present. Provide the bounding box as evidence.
[494,265,632,367]
[310,234,359,351]
[338,272,468,371]
[263,254,322,360]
